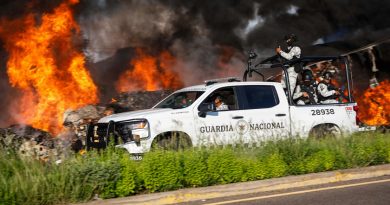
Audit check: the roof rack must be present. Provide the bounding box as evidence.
[204,77,241,86]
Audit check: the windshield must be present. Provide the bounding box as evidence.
[154,91,204,109]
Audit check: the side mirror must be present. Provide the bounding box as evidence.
[198,111,206,118]
[198,103,214,118]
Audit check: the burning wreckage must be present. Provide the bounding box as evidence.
[0,90,173,160]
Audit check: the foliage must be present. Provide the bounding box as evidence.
[181,149,210,187]
[115,153,140,197]
[0,132,389,204]
[207,148,244,184]
[141,150,182,192]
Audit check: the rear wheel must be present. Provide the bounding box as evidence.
[309,124,342,139]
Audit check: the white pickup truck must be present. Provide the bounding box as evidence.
[86,56,361,154]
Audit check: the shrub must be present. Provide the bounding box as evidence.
[347,136,377,167]
[240,157,267,181]
[0,152,62,205]
[141,150,182,192]
[267,138,311,175]
[387,147,390,163]
[304,150,336,173]
[182,149,209,187]
[263,153,288,178]
[115,153,140,197]
[207,148,243,184]
[62,151,121,201]
[1,132,389,204]
[372,134,390,164]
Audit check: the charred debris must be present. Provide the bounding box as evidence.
[0,90,173,158]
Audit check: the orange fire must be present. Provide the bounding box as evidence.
[116,48,183,92]
[0,0,98,134]
[356,80,390,126]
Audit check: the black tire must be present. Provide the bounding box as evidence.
[151,132,192,151]
[309,124,342,139]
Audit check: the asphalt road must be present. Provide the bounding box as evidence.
[183,175,390,205]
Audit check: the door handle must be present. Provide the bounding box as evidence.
[232,116,244,119]
[275,113,286,117]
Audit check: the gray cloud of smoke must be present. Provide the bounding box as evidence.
[1,0,390,127]
[77,0,390,96]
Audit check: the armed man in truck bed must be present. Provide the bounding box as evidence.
[276,34,301,95]
[293,70,318,105]
[317,72,341,104]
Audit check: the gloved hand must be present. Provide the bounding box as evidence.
[276,46,282,54]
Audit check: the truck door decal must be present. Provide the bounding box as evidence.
[236,120,250,134]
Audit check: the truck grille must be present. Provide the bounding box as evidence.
[86,123,110,149]
[95,122,133,143]
[86,121,140,149]
[96,123,108,137]
[114,123,133,142]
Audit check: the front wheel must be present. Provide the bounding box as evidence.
[151,132,192,151]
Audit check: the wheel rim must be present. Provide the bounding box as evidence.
[326,125,342,138]
[310,125,342,139]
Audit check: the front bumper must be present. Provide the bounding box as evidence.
[116,141,150,154]
[358,126,377,132]
[86,120,150,150]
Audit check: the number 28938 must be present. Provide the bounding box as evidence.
[311,109,335,116]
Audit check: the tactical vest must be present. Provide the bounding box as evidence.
[317,82,338,102]
[296,83,316,104]
[288,46,303,73]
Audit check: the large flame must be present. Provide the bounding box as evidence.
[0,0,98,134]
[116,48,183,92]
[356,80,390,126]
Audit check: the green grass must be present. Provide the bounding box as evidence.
[1,132,390,204]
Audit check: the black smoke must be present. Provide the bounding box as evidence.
[76,0,390,54]
[76,0,390,92]
[1,0,390,128]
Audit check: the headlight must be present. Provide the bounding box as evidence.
[115,120,149,143]
[128,120,148,130]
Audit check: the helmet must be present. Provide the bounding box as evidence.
[284,33,298,43]
[322,72,333,80]
[302,70,313,82]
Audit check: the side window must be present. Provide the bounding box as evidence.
[200,87,238,111]
[242,85,279,109]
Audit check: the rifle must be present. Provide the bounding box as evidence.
[260,54,284,64]
[258,40,288,64]
[328,84,348,102]
[337,85,349,102]
[299,85,317,104]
